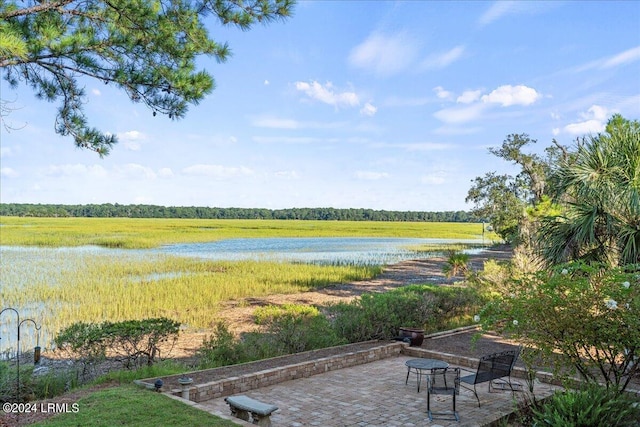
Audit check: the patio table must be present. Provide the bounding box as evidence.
[405,358,449,392]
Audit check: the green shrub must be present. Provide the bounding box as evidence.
[328,285,484,342]
[197,306,346,369]
[478,262,640,390]
[55,318,180,378]
[197,322,248,368]
[260,308,346,354]
[531,383,640,427]
[442,251,470,278]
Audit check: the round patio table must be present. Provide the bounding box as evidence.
[405,358,449,392]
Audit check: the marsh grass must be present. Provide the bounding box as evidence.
[0,217,493,248]
[407,242,489,253]
[1,249,381,349]
[0,217,495,352]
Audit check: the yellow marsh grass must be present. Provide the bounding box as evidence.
[0,217,492,248]
[1,251,381,344]
[0,217,495,348]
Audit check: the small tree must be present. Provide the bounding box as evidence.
[442,251,470,278]
[55,317,180,376]
[478,262,640,392]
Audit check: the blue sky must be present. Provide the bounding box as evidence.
[1,1,639,212]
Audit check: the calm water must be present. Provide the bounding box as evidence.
[157,237,485,265]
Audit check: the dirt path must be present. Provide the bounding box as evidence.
[173,245,513,355]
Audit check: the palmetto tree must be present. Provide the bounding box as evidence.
[538,115,640,266]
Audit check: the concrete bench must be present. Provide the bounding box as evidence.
[224,395,278,426]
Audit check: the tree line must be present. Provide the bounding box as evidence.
[0,203,479,222]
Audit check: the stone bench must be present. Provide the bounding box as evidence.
[224,395,278,426]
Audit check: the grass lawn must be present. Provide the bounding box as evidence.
[31,385,238,427]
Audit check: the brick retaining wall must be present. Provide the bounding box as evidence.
[174,342,404,402]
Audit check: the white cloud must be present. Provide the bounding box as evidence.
[0,167,18,178]
[294,81,359,108]
[420,45,465,70]
[478,1,554,26]
[116,163,157,180]
[117,130,147,151]
[601,45,640,69]
[478,1,519,26]
[264,80,270,85]
[457,90,483,104]
[563,105,608,135]
[360,103,378,117]
[570,46,640,73]
[91,89,101,96]
[481,85,541,106]
[354,171,390,180]
[433,86,453,100]
[182,164,254,178]
[119,130,145,140]
[348,32,418,76]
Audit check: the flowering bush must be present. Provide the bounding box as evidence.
[478,262,639,391]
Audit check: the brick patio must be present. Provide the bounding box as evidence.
[155,342,560,426]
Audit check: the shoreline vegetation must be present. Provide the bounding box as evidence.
[0,217,500,356]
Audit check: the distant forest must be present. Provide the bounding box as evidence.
[0,203,480,222]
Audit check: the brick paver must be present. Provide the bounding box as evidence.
[192,355,559,427]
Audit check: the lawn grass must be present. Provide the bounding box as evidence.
[0,217,491,248]
[31,384,237,427]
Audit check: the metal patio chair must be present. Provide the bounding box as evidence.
[427,367,460,422]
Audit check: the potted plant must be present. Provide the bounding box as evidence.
[399,327,424,346]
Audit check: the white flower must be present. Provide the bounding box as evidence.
[561,269,569,275]
[605,299,618,310]
[622,281,630,289]
[512,319,519,326]
[473,315,480,323]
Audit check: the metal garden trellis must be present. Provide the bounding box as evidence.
[0,307,41,402]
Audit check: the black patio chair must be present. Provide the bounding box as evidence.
[427,367,460,422]
[459,349,519,407]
